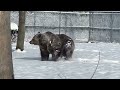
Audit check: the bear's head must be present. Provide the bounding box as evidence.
[29,32,41,45]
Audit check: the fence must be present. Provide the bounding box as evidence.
[11,11,120,43]
[89,11,120,43]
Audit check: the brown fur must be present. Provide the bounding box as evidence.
[57,34,75,60]
[29,31,62,61]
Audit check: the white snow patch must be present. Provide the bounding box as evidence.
[102,60,119,64]
[74,49,80,51]
[75,38,88,42]
[74,49,85,51]
[92,50,99,52]
[77,59,120,64]
[15,49,26,53]
[11,22,18,30]
[75,49,99,52]
[88,42,92,43]
[32,47,38,49]
[76,58,98,63]
[12,42,120,79]
[98,71,107,74]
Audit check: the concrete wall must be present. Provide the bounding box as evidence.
[11,11,89,42]
[11,11,120,43]
[89,12,120,43]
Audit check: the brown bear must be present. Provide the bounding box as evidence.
[56,34,75,60]
[29,31,62,61]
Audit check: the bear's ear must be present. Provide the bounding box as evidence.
[38,32,41,34]
[37,33,42,38]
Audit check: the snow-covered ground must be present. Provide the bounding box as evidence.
[12,42,120,79]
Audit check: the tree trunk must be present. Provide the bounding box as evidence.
[0,11,14,79]
[16,11,26,51]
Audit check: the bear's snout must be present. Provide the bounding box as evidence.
[29,41,32,44]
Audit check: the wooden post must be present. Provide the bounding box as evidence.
[0,11,14,79]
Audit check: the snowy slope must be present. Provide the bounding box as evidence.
[12,42,120,79]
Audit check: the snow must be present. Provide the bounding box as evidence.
[15,49,26,53]
[11,22,18,30]
[38,11,89,14]
[12,42,120,79]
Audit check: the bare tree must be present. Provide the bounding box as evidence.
[0,11,14,79]
[16,11,26,51]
